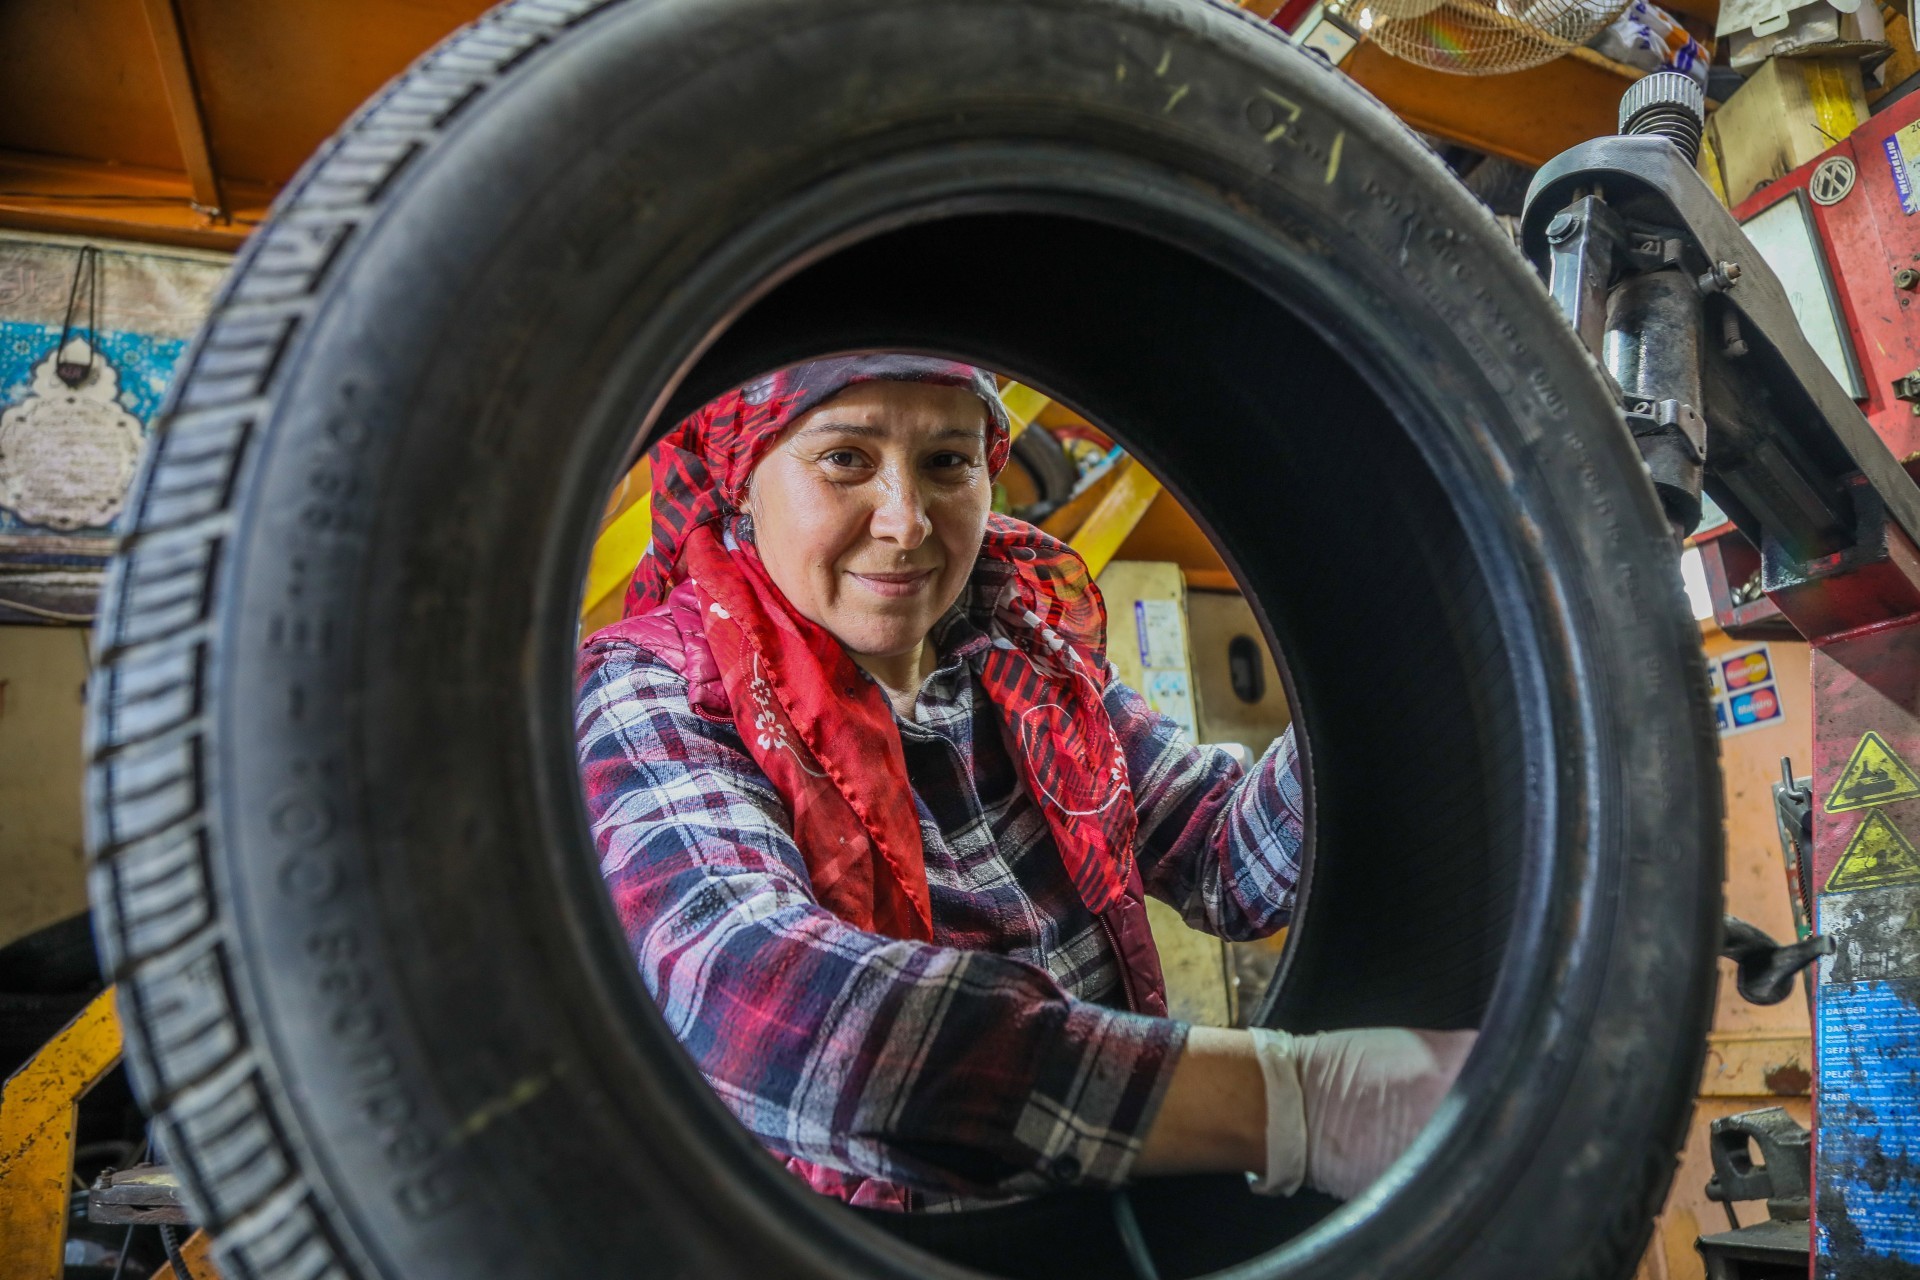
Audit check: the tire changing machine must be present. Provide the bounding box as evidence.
[1522,73,1920,1278]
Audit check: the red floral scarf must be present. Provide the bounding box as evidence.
[625,356,1135,940]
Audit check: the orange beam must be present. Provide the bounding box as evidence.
[0,990,124,1280]
[1070,457,1164,579]
[139,0,224,216]
[0,150,265,250]
[1114,488,1237,590]
[1343,42,1638,168]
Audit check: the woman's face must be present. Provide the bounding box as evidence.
[745,380,994,664]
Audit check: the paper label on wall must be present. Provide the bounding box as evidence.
[1887,122,1920,215]
[1134,599,1187,669]
[1712,643,1785,736]
[1144,669,1198,738]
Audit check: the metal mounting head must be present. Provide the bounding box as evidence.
[1619,72,1706,165]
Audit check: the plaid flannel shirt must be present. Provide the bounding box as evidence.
[576,593,1304,1211]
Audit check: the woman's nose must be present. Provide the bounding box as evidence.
[869,477,931,548]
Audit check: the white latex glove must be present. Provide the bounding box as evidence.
[1246,1026,1476,1200]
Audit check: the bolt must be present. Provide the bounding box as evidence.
[1698,260,1742,293]
[1722,310,1748,357]
[1546,212,1578,244]
[1897,268,1919,290]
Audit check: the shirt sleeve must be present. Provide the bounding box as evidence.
[577,640,1185,1198]
[1104,667,1304,940]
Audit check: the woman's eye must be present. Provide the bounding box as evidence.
[822,450,865,468]
[928,452,973,470]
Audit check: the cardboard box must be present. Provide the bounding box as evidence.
[1098,560,1201,741]
[1727,0,1887,71]
[1706,56,1869,203]
[1719,0,1889,70]
[1098,560,1238,1026]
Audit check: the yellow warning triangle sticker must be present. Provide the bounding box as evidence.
[1827,810,1920,893]
[1825,730,1920,813]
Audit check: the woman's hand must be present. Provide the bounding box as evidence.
[1135,1025,1476,1200]
[1251,1026,1476,1199]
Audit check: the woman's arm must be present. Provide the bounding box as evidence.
[578,641,1186,1198]
[1133,1027,1267,1176]
[1105,670,1305,939]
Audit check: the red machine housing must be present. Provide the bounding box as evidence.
[1697,89,1920,639]
[1688,87,1920,1277]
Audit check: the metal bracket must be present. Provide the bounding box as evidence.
[1544,197,1624,360]
[88,1163,192,1226]
[1623,397,1706,460]
[1893,369,1920,413]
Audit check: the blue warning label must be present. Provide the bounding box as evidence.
[1814,977,1920,1268]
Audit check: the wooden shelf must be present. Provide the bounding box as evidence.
[1343,39,1647,168]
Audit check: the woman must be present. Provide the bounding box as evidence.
[576,356,1471,1214]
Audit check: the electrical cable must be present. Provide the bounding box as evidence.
[0,594,95,623]
[107,1130,157,1280]
[107,1223,138,1280]
[160,1223,195,1279]
[1110,1188,1163,1280]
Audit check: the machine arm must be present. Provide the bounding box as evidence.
[1519,78,1920,568]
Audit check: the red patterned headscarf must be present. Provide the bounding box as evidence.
[625,355,1136,941]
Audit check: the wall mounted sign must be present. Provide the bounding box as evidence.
[0,231,229,621]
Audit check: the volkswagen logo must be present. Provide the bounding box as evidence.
[1810,156,1857,206]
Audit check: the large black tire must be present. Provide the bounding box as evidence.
[85,1,1722,1277]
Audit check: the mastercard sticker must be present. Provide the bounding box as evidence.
[1715,644,1784,736]
[1721,648,1773,691]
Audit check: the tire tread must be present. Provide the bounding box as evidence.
[87,4,633,1275]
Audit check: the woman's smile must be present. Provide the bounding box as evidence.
[847,567,937,598]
